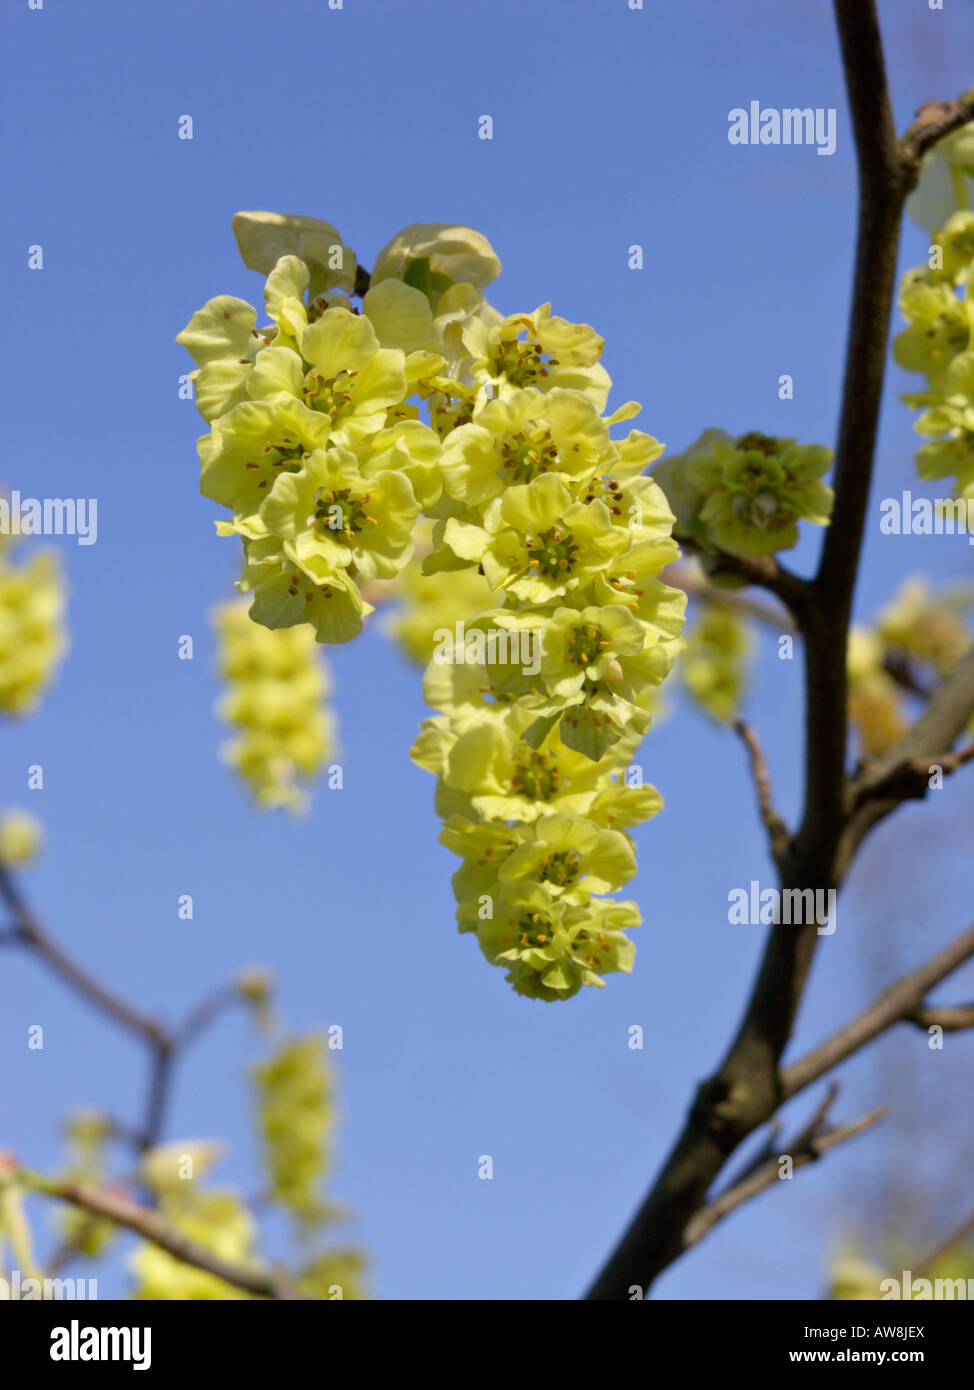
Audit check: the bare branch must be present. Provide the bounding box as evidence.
[177,983,241,1048]
[681,542,812,625]
[901,88,974,175]
[908,1002,974,1033]
[732,720,790,864]
[683,1103,884,1253]
[838,647,974,877]
[0,866,170,1048]
[851,742,974,810]
[585,1,963,1298]
[668,561,796,634]
[882,652,934,700]
[781,922,974,1101]
[912,1207,974,1276]
[19,1171,304,1300]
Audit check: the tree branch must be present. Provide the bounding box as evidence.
[908,1002,974,1033]
[732,720,790,864]
[912,1206,974,1277]
[900,88,974,175]
[683,1101,884,1253]
[18,1171,303,1300]
[682,543,812,625]
[837,646,974,877]
[851,743,974,809]
[0,866,169,1048]
[668,561,797,634]
[585,0,934,1300]
[780,921,974,1101]
[0,859,248,1165]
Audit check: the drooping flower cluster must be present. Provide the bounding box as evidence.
[896,209,974,502]
[679,603,752,722]
[0,539,66,716]
[252,1035,334,1228]
[382,520,498,666]
[214,600,335,813]
[182,215,688,998]
[848,576,972,756]
[411,656,661,1000]
[652,429,834,560]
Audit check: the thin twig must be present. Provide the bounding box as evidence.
[912,1207,974,1277]
[19,1171,304,1300]
[838,648,974,876]
[780,921,974,1101]
[683,1104,885,1252]
[668,561,796,634]
[732,720,790,864]
[0,866,170,1048]
[900,89,974,174]
[681,543,812,624]
[851,743,974,810]
[908,1002,974,1033]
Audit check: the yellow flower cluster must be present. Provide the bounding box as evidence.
[0,542,66,716]
[679,603,752,722]
[848,576,972,755]
[252,1034,334,1227]
[183,216,687,998]
[214,600,335,813]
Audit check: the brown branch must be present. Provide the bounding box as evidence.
[585,0,937,1300]
[908,1002,974,1033]
[780,921,974,1101]
[683,1102,884,1253]
[732,720,790,864]
[668,561,796,634]
[837,646,974,877]
[882,652,934,700]
[19,1171,303,1300]
[0,859,247,1160]
[800,0,902,867]
[0,866,170,1048]
[901,88,974,176]
[177,983,241,1048]
[912,1207,974,1277]
[851,742,974,809]
[682,543,812,625]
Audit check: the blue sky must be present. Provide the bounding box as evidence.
[2,0,973,1300]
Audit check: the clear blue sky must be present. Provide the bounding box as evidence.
[2,0,973,1300]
